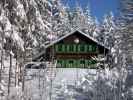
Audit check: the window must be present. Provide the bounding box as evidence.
[92,45,97,52]
[55,44,66,53]
[68,60,74,68]
[64,45,67,52]
[57,60,63,68]
[89,60,97,69]
[69,45,74,52]
[87,45,92,52]
[55,44,62,52]
[80,60,85,68]
[84,60,90,68]
[65,45,75,53]
[58,45,62,52]
[80,44,85,52]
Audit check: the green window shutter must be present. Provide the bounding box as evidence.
[65,59,68,68]
[62,59,66,68]
[63,60,67,68]
[85,59,88,68]
[66,60,70,68]
[78,45,80,53]
[66,59,69,68]
[89,45,92,52]
[79,45,81,52]
[92,45,96,52]
[73,44,76,53]
[85,45,88,53]
[62,45,65,52]
[88,60,91,68]
[67,45,69,53]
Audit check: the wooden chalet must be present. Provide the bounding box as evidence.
[33,30,109,68]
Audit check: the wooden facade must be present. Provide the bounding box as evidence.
[34,31,108,68]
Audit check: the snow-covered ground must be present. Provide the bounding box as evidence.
[53,68,95,85]
[24,68,97,100]
[0,59,132,100]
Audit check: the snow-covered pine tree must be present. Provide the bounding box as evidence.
[83,3,95,36]
[119,1,133,99]
[101,12,116,48]
[120,0,133,64]
[50,0,69,37]
[92,17,102,40]
[61,1,95,37]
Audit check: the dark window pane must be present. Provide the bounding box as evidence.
[87,45,90,52]
[80,60,85,68]
[80,44,85,52]
[58,45,62,52]
[57,60,63,67]
[69,45,74,52]
[69,60,74,64]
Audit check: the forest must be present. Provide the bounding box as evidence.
[0,0,133,100]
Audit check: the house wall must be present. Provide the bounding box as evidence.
[45,31,108,68]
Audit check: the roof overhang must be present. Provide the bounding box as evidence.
[45,30,109,49]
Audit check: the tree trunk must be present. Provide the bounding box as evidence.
[22,52,25,92]
[15,50,18,86]
[8,51,12,95]
[0,33,4,82]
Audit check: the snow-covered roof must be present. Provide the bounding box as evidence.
[45,30,108,49]
[33,30,109,60]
